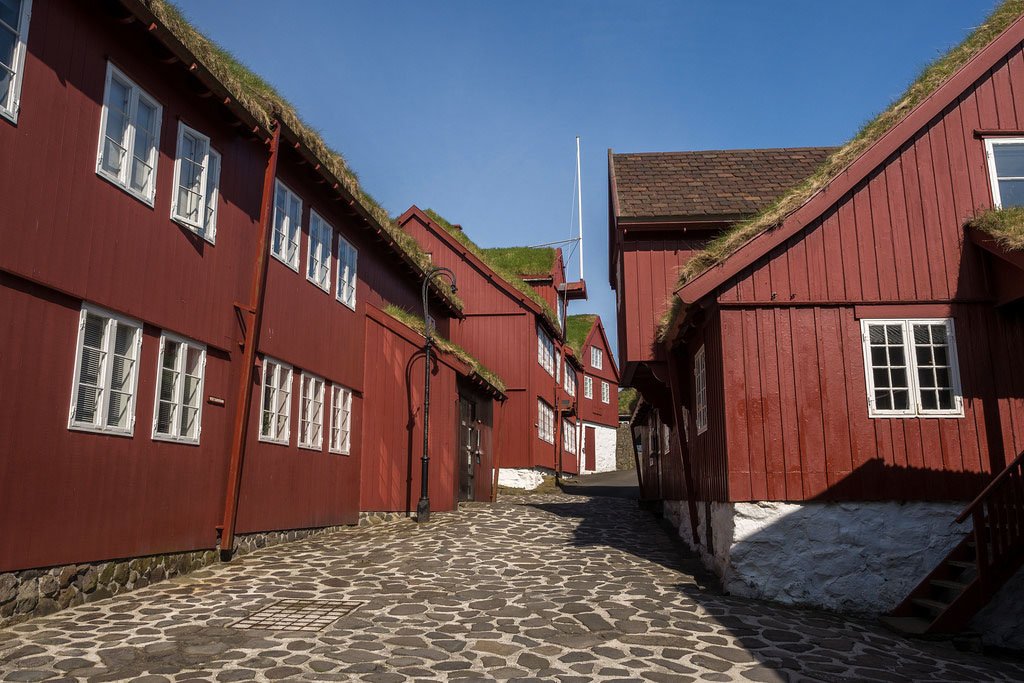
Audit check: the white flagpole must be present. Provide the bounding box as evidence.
[576,136,584,281]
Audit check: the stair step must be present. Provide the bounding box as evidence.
[912,597,950,614]
[880,615,932,635]
[948,560,977,571]
[930,578,970,592]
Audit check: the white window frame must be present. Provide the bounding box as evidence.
[0,0,32,123]
[537,325,555,376]
[537,399,555,444]
[584,375,593,400]
[984,137,1024,208]
[860,318,964,418]
[329,384,353,455]
[306,209,333,292]
[591,346,603,370]
[694,345,708,435]
[562,418,577,454]
[564,363,577,397]
[258,357,293,444]
[68,303,143,437]
[271,179,302,271]
[336,234,358,309]
[601,380,610,404]
[96,62,162,205]
[298,372,325,451]
[170,122,220,242]
[151,332,206,445]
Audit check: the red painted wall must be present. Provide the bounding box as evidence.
[577,320,620,428]
[708,43,1024,503]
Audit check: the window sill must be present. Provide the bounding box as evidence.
[258,435,290,446]
[152,433,200,446]
[171,216,215,245]
[298,442,323,452]
[271,251,300,272]
[337,297,357,311]
[96,169,156,208]
[328,448,351,456]
[868,411,966,419]
[68,423,134,438]
[307,276,331,293]
[0,106,17,125]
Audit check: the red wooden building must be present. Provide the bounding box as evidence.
[611,2,1024,648]
[565,314,620,473]
[0,0,501,626]
[398,207,587,488]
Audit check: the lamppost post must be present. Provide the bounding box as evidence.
[418,266,457,523]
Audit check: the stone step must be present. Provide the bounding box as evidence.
[880,615,933,635]
[912,597,951,616]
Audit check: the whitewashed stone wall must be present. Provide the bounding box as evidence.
[580,422,618,473]
[497,468,548,490]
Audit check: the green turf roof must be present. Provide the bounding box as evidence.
[480,247,559,277]
[968,207,1024,251]
[144,1,460,311]
[383,305,506,394]
[564,314,597,355]
[423,209,562,331]
[657,0,1024,341]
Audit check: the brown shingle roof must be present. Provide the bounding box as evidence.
[612,147,837,220]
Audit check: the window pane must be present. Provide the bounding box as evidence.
[921,390,938,411]
[885,325,903,345]
[937,389,954,410]
[873,368,890,389]
[0,24,14,71]
[888,346,905,367]
[893,389,910,411]
[204,150,220,235]
[890,368,908,389]
[868,325,884,344]
[0,0,20,31]
[997,179,1024,208]
[993,143,1024,178]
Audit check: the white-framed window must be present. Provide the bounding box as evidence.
[601,380,610,404]
[0,0,32,123]
[694,345,708,435]
[336,235,358,309]
[564,363,577,397]
[68,304,142,436]
[259,357,292,444]
[171,123,220,242]
[272,180,302,270]
[96,62,162,205]
[860,318,964,418]
[298,372,325,450]
[537,399,555,444]
[562,419,577,454]
[537,325,555,376]
[152,333,206,444]
[329,384,353,454]
[591,346,603,370]
[306,209,332,292]
[584,375,593,399]
[984,137,1024,208]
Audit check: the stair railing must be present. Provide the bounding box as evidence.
[955,449,1024,592]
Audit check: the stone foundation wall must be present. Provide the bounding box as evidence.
[497,467,549,490]
[0,524,348,629]
[580,422,618,473]
[358,511,409,526]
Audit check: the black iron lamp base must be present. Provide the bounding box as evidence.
[416,497,430,523]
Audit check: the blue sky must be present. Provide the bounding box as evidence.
[175,0,997,358]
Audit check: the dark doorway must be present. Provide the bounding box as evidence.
[457,380,494,502]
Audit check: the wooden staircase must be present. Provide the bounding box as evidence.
[882,450,1024,636]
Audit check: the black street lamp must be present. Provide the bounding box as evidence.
[417,265,457,523]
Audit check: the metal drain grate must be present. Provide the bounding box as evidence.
[231,599,364,632]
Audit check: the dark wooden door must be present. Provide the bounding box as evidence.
[585,426,596,471]
[458,398,476,501]
[473,422,493,502]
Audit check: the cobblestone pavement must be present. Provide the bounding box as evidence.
[2,494,1023,682]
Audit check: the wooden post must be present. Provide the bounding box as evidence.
[666,348,700,546]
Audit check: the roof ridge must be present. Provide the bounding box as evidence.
[614,146,839,157]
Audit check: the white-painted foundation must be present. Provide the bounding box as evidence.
[662,498,1024,649]
[497,468,549,490]
[580,422,617,473]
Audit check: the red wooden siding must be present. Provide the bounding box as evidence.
[359,311,460,513]
[711,48,1024,502]
[681,310,729,502]
[578,320,620,428]
[618,238,707,370]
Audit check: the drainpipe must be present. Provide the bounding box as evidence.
[220,121,281,559]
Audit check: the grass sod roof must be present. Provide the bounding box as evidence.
[144,1,461,311]
[618,387,639,416]
[423,210,562,331]
[383,305,506,395]
[968,207,1024,251]
[657,0,1024,341]
[479,247,559,277]
[564,314,597,356]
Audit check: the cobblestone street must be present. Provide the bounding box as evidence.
[2,493,1023,682]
